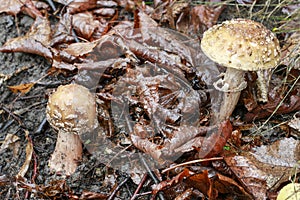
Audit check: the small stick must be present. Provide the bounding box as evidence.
[107,177,130,200]
[130,174,148,200]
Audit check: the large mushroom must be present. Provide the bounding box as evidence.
[200,18,281,121]
[46,84,99,175]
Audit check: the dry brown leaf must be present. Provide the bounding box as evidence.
[0,134,20,154]
[67,0,98,14]
[8,82,35,94]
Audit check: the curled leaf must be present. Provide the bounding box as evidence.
[8,82,35,94]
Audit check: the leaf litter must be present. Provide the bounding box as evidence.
[0,0,299,199]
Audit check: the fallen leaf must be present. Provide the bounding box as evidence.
[63,41,98,57]
[190,1,225,32]
[50,12,74,46]
[17,130,33,178]
[288,116,300,132]
[224,155,268,200]
[72,12,101,40]
[8,82,35,94]
[0,133,20,154]
[251,137,300,169]
[281,32,300,69]
[0,0,23,15]
[0,16,53,59]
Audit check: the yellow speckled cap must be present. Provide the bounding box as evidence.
[201,18,281,71]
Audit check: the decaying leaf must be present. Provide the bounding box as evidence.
[50,12,74,46]
[244,87,300,121]
[8,82,35,94]
[63,41,98,57]
[0,0,23,15]
[224,155,268,200]
[0,133,20,154]
[17,131,33,178]
[251,137,300,169]
[289,116,300,132]
[190,1,225,33]
[225,137,300,198]
[72,12,101,40]
[0,16,52,59]
[281,32,300,69]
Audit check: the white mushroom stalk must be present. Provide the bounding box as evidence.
[46,84,99,175]
[201,18,281,121]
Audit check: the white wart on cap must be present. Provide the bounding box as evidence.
[201,18,281,71]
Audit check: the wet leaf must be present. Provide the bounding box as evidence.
[281,32,300,69]
[244,87,300,122]
[0,0,23,15]
[63,41,98,57]
[41,180,72,197]
[8,82,35,94]
[0,0,42,18]
[50,12,74,46]
[251,137,300,169]
[190,1,225,32]
[0,16,52,59]
[66,0,98,14]
[72,12,101,40]
[224,155,268,200]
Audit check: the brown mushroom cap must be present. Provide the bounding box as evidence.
[201,18,281,71]
[46,84,98,134]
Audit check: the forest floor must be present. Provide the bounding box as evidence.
[0,0,299,199]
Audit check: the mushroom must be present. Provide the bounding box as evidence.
[46,84,98,175]
[200,18,281,121]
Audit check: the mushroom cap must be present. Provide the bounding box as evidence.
[201,18,281,71]
[46,84,98,134]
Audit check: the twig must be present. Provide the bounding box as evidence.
[139,154,165,200]
[130,174,148,200]
[161,157,224,174]
[34,118,47,134]
[107,177,130,200]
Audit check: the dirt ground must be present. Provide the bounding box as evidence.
[0,1,299,200]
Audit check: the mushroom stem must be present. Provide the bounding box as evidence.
[216,68,246,121]
[49,130,82,175]
[256,69,271,102]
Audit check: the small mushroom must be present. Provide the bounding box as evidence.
[46,84,98,175]
[201,18,281,121]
